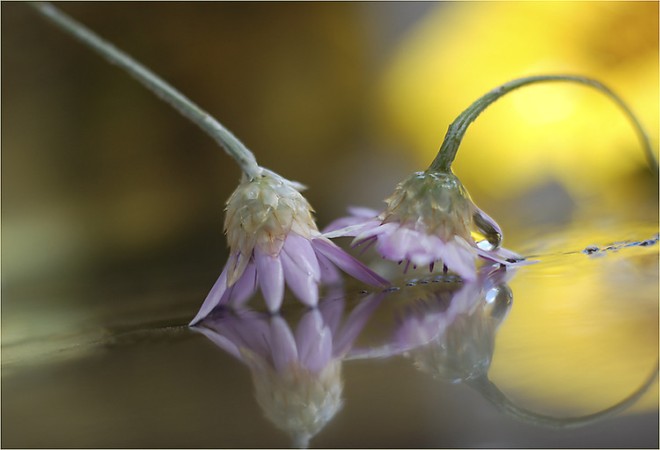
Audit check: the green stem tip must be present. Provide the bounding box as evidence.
[429,75,659,177]
[28,1,262,179]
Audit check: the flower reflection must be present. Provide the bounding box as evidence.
[350,264,658,428]
[192,292,382,448]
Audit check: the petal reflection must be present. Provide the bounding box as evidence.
[192,293,382,448]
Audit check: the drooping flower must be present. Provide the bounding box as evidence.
[325,170,528,281]
[190,169,388,325]
[193,293,382,448]
[347,262,515,364]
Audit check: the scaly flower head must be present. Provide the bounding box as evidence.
[325,170,525,281]
[191,170,388,325]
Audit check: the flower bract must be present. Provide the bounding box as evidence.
[324,170,529,281]
[190,170,388,325]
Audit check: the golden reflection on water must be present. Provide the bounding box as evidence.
[491,233,658,414]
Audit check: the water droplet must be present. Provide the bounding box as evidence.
[583,245,600,255]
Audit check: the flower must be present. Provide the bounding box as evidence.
[192,293,382,448]
[324,170,529,281]
[190,169,388,325]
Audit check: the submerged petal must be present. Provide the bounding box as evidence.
[295,309,333,373]
[269,315,299,373]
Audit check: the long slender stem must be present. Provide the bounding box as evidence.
[29,2,262,179]
[429,75,658,176]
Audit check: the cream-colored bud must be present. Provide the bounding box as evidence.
[224,170,319,283]
[382,171,474,242]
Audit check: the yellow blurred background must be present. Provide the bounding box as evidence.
[2,1,658,430]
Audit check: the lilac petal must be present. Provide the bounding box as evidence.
[408,233,445,267]
[442,237,477,281]
[476,245,537,266]
[312,238,389,287]
[348,206,380,218]
[255,249,284,312]
[227,261,258,308]
[227,251,251,287]
[373,224,415,262]
[282,233,321,283]
[189,264,229,326]
[316,251,342,285]
[281,249,319,307]
[324,220,379,239]
[322,207,379,233]
[353,221,395,243]
[295,309,333,373]
[268,315,299,373]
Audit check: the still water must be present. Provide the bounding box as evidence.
[2,224,658,448]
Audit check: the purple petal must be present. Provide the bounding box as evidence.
[352,221,395,243]
[312,238,389,287]
[476,245,537,266]
[227,251,251,287]
[441,237,477,281]
[281,249,319,307]
[189,264,229,326]
[316,251,342,285]
[255,249,284,312]
[295,309,333,373]
[323,220,380,239]
[373,224,414,262]
[227,261,258,308]
[407,233,445,267]
[282,233,321,282]
[322,207,379,233]
[268,315,298,373]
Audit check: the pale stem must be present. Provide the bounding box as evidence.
[429,75,658,176]
[29,2,262,179]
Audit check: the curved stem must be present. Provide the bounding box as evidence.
[428,75,658,176]
[466,360,659,429]
[28,2,262,179]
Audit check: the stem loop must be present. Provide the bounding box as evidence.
[429,75,658,176]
